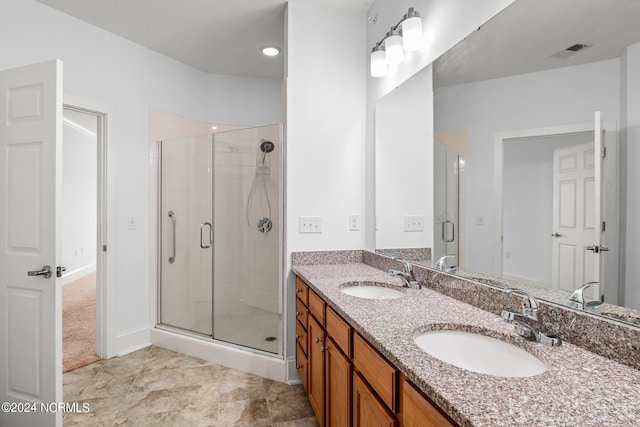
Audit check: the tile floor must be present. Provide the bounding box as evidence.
[63,346,318,426]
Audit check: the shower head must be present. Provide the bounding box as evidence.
[260,140,275,153]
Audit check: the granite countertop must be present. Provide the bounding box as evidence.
[293,262,640,427]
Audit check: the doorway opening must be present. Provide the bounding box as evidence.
[61,105,106,371]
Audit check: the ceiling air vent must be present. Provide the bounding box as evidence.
[550,43,592,59]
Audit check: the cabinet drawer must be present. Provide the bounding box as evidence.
[326,306,351,357]
[296,298,308,330]
[295,276,309,306]
[353,332,398,412]
[296,317,308,355]
[296,344,308,392]
[308,289,326,325]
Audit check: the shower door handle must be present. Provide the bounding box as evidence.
[200,222,212,249]
[442,220,455,243]
[168,211,176,264]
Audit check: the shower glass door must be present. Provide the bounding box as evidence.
[212,125,281,354]
[160,135,213,336]
[159,125,282,355]
[434,138,461,265]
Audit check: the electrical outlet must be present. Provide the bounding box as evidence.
[127,216,137,230]
[403,215,424,232]
[476,214,485,226]
[349,214,360,231]
[299,216,322,233]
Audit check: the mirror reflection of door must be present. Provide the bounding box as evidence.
[434,131,466,268]
[551,141,598,295]
[501,118,618,304]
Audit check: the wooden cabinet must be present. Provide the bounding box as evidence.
[294,275,457,427]
[353,332,398,412]
[307,288,328,425]
[353,371,398,427]
[325,336,352,426]
[295,278,310,393]
[399,374,456,427]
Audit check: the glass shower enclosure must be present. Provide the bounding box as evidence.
[158,124,282,354]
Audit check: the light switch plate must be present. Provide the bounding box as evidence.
[299,216,322,233]
[403,215,424,232]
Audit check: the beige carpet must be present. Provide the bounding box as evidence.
[63,272,100,372]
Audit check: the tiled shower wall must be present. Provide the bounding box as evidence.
[212,125,281,315]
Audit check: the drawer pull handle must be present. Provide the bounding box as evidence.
[296,311,301,317]
[321,345,328,352]
[296,288,302,293]
[296,334,301,340]
[315,337,321,344]
[296,364,302,369]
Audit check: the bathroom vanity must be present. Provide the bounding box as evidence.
[292,250,640,427]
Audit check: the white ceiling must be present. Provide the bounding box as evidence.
[35,0,374,79]
[434,0,640,88]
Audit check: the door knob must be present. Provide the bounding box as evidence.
[551,232,562,238]
[27,265,52,279]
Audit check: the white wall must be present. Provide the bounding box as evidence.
[435,59,621,275]
[622,41,640,310]
[61,118,97,282]
[284,2,367,361]
[1,0,282,356]
[365,0,515,248]
[375,66,433,250]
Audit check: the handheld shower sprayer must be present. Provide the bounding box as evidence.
[247,139,275,233]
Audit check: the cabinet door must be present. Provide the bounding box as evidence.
[326,337,352,427]
[400,375,456,427]
[353,372,397,427]
[308,315,325,425]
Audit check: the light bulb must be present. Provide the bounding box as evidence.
[385,28,404,65]
[370,45,387,77]
[402,9,422,51]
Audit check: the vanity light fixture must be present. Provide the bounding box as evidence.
[370,7,423,77]
[370,44,388,77]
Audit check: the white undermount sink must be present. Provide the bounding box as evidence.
[414,329,547,378]
[340,282,405,300]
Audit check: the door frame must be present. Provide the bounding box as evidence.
[493,120,619,302]
[63,95,113,358]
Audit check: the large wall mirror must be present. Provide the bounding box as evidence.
[374,0,640,327]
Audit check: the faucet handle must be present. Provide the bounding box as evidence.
[506,288,540,318]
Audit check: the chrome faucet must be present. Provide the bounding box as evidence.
[501,289,561,346]
[569,282,603,313]
[435,254,457,272]
[389,257,421,289]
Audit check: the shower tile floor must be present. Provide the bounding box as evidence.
[63,346,318,426]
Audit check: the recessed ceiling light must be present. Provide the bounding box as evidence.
[211,126,218,130]
[262,46,280,57]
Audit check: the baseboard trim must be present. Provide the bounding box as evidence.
[116,326,151,357]
[286,356,301,385]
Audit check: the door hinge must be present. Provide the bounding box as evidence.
[56,266,67,278]
[602,221,606,232]
[103,244,107,252]
[602,146,607,158]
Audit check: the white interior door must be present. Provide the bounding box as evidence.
[551,141,597,293]
[0,60,63,427]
